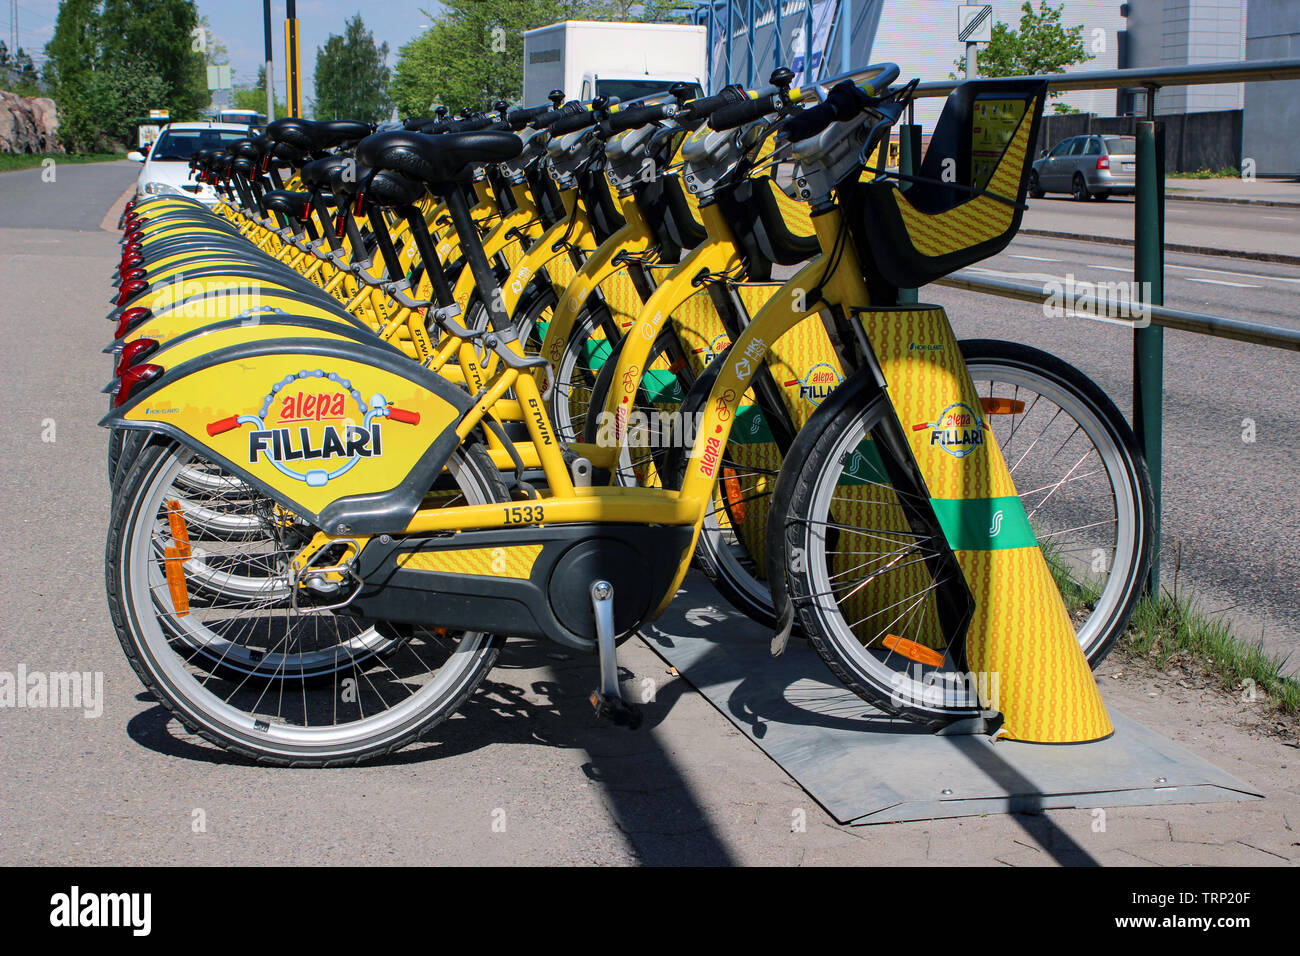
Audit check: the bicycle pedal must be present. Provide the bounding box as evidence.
[589,691,643,730]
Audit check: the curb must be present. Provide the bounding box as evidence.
[1020,229,1300,266]
[1165,192,1300,208]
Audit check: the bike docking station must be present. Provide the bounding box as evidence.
[643,573,1260,825]
[640,304,1257,825]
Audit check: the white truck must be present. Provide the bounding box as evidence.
[522,20,708,107]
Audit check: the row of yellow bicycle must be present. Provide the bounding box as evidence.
[101,64,1153,764]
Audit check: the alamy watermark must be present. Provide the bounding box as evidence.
[0,665,103,718]
[1042,274,1152,327]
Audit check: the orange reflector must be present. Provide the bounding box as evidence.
[882,634,945,667]
[166,500,191,558]
[668,357,687,374]
[980,397,1026,415]
[722,467,746,523]
[164,546,190,617]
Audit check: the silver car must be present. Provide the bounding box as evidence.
[1029,134,1137,201]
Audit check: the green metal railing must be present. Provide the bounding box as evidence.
[910,57,1300,591]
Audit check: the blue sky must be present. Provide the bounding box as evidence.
[6,1,442,108]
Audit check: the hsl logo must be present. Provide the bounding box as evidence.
[988,509,1005,537]
[912,402,988,458]
[786,362,842,406]
[206,370,421,487]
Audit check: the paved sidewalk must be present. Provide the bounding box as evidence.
[1165,176,1300,206]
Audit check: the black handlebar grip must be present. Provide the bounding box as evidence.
[708,93,782,131]
[549,108,598,136]
[682,84,747,119]
[449,115,495,133]
[782,80,872,141]
[507,104,554,130]
[607,102,675,134]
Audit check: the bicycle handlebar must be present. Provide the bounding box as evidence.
[707,93,783,131]
[681,85,747,120]
[782,80,874,141]
[606,101,677,134]
[506,104,554,130]
[548,106,598,136]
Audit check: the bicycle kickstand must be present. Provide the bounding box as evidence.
[588,580,643,730]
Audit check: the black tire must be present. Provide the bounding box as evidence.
[106,437,510,766]
[1072,173,1091,201]
[547,302,619,445]
[766,342,1154,724]
[766,376,966,728]
[961,340,1153,665]
[660,349,782,629]
[1028,170,1045,199]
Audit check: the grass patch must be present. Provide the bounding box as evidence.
[1118,587,1300,717]
[0,152,127,173]
[1168,167,1241,180]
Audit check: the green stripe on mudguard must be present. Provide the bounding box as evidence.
[929,495,1037,551]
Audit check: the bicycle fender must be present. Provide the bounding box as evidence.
[101,338,473,535]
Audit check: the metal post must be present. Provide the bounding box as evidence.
[724,0,733,86]
[966,41,977,79]
[840,0,852,74]
[285,0,301,118]
[896,120,922,304]
[263,0,275,121]
[803,2,814,85]
[1133,117,1165,594]
[748,0,759,89]
[773,0,783,68]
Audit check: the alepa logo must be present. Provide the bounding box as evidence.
[785,362,842,406]
[205,370,422,487]
[692,333,731,367]
[912,401,987,458]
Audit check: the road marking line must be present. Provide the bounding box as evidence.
[1010,255,1060,262]
[1088,265,1130,272]
[1183,276,1259,288]
[1168,263,1300,285]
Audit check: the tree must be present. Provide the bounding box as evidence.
[44,0,209,151]
[99,0,208,119]
[43,0,102,96]
[313,14,392,123]
[953,1,1092,112]
[59,61,170,152]
[232,65,286,118]
[1,41,44,96]
[391,1,678,118]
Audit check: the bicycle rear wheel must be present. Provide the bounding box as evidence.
[106,437,509,765]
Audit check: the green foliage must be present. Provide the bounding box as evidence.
[313,14,392,123]
[0,41,44,96]
[232,65,287,119]
[59,61,171,152]
[391,0,678,118]
[98,0,209,118]
[44,0,210,152]
[953,1,1093,104]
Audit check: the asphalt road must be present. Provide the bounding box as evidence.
[1022,193,1300,259]
[934,225,1300,672]
[0,160,1295,867]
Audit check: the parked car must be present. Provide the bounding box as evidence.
[127,121,252,205]
[1029,134,1137,201]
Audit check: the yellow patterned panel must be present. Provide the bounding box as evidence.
[397,544,542,579]
[891,97,1035,257]
[769,180,815,238]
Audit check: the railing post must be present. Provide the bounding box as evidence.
[896,121,922,304]
[1133,118,1165,594]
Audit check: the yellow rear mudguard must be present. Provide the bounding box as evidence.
[103,339,473,535]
